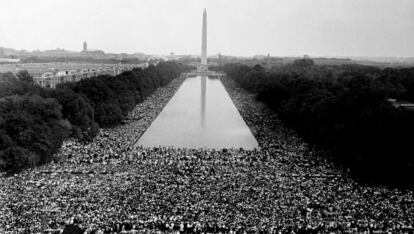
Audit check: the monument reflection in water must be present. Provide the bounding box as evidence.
[136,76,259,149]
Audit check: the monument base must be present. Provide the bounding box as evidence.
[198,64,208,72]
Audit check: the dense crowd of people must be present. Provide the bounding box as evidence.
[0,76,413,233]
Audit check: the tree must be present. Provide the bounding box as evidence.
[41,88,98,141]
[0,95,70,171]
[17,70,34,83]
[293,58,315,68]
[0,72,17,83]
[252,64,265,72]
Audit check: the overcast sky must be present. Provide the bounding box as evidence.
[0,0,413,57]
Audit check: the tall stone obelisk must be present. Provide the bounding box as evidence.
[201,8,207,65]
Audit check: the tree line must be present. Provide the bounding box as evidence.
[211,60,414,186]
[0,61,192,171]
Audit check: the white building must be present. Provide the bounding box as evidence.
[33,63,148,88]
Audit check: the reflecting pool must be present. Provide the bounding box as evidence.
[136,76,258,149]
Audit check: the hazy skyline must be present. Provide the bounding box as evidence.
[0,0,413,57]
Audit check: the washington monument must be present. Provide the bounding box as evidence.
[201,8,207,65]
